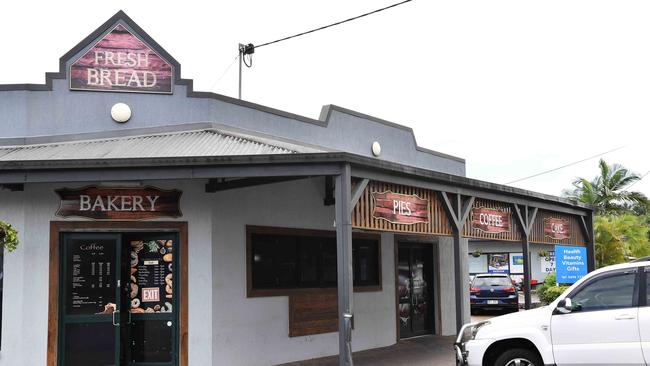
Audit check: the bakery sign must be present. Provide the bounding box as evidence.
[471,207,511,234]
[544,217,571,240]
[371,191,429,224]
[56,186,182,220]
[70,24,173,93]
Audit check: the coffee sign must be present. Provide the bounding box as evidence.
[56,186,182,220]
[70,24,173,93]
[544,217,571,240]
[471,207,511,234]
[371,191,429,224]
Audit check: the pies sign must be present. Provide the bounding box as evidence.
[56,186,182,220]
[70,24,173,93]
[371,191,429,224]
[471,207,511,234]
[544,218,571,240]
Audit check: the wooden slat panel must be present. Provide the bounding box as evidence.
[530,210,585,245]
[289,290,338,337]
[351,180,452,235]
[462,198,522,242]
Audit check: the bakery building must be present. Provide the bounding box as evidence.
[0,11,594,366]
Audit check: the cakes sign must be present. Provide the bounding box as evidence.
[56,186,182,220]
[471,207,511,234]
[371,191,429,224]
[70,24,173,93]
[544,217,571,240]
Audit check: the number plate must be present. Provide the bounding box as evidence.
[487,300,499,305]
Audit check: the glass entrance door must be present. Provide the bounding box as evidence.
[59,232,179,366]
[398,243,434,339]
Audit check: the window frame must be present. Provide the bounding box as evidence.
[563,267,640,314]
[641,266,649,307]
[246,225,382,297]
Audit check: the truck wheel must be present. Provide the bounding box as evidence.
[494,348,543,366]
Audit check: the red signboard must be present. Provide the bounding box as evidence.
[371,191,429,225]
[544,217,571,240]
[471,207,511,234]
[56,186,182,220]
[70,24,173,93]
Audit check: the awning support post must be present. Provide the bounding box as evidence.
[513,204,538,310]
[335,164,354,366]
[580,213,596,271]
[440,192,475,333]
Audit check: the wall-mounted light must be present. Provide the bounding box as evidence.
[371,141,381,157]
[111,102,132,123]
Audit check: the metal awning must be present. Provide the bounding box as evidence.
[0,128,323,161]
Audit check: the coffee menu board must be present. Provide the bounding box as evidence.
[129,239,173,313]
[66,239,116,315]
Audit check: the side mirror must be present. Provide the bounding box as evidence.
[556,298,572,314]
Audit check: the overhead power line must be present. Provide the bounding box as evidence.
[210,54,239,90]
[622,170,650,192]
[253,0,414,50]
[504,145,626,185]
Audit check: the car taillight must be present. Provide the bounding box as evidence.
[504,287,516,293]
[470,287,480,293]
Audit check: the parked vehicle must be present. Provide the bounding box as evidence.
[456,260,650,366]
[469,273,519,314]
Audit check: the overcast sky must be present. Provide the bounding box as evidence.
[3,0,649,197]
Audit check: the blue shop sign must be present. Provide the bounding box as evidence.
[555,245,588,284]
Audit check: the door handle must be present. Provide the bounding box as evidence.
[112,310,120,326]
[614,314,636,320]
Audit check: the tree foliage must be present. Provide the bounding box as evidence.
[0,220,19,252]
[594,214,650,267]
[564,159,648,215]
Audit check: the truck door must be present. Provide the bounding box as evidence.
[551,268,644,366]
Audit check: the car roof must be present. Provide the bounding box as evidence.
[475,273,509,277]
[591,260,649,275]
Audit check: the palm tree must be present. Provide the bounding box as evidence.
[564,159,648,214]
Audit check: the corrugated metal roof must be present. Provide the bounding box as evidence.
[0,129,322,161]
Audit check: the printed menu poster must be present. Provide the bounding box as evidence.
[129,239,174,314]
[488,253,509,273]
[66,238,116,315]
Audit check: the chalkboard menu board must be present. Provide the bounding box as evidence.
[66,238,116,315]
[129,239,173,313]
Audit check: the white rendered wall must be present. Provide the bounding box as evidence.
[211,177,397,366]
[437,236,470,336]
[0,180,213,366]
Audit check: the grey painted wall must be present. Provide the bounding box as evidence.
[0,18,465,176]
[0,181,213,365]
[438,236,471,335]
[210,177,397,365]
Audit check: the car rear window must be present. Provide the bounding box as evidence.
[472,277,512,287]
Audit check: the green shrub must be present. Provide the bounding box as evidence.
[538,272,570,305]
[540,285,569,304]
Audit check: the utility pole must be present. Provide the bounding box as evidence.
[238,43,254,100]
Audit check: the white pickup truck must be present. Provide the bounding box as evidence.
[455,259,649,366]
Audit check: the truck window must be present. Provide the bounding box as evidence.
[570,271,636,312]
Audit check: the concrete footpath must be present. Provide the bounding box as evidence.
[277,336,456,366]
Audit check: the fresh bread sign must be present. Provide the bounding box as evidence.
[70,24,173,93]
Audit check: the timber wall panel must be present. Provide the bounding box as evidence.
[462,198,522,242]
[351,180,452,235]
[530,210,585,245]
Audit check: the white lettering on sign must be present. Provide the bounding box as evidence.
[79,243,104,251]
[78,195,161,212]
[479,213,503,227]
[142,287,160,302]
[551,223,564,233]
[392,200,412,216]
